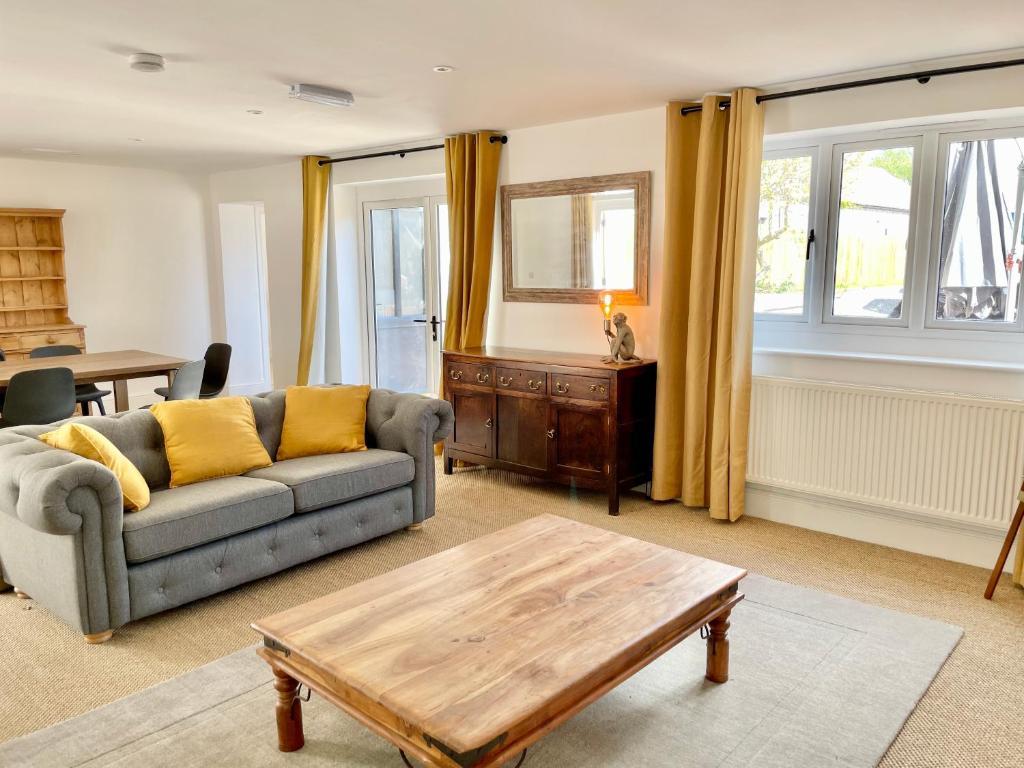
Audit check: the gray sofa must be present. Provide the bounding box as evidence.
[0,388,453,643]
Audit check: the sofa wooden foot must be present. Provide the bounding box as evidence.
[84,630,114,645]
[14,588,31,600]
[406,523,424,531]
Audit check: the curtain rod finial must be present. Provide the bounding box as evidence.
[489,134,508,144]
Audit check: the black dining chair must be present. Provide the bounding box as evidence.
[0,348,6,414]
[29,345,111,416]
[0,367,76,428]
[154,343,231,400]
[164,360,206,401]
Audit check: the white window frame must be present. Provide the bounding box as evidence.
[924,125,1024,333]
[822,135,924,328]
[755,146,818,324]
[757,115,1024,359]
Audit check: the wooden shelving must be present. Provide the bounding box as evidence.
[0,208,84,359]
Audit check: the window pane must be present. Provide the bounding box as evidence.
[370,206,428,393]
[756,155,812,315]
[935,136,1024,323]
[832,146,914,319]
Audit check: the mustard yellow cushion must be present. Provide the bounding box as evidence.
[39,424,151,512]
[277,385,371,461]
[150,397,272,488]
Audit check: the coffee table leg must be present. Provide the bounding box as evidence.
[705,610,731,684]
[273,668,305,752]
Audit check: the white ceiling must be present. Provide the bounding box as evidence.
[1,0,1022,173]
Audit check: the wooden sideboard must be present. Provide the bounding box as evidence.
[0,208,86,360]
[442,347,657,515]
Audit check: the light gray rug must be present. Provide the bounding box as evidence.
[1,574,961,768]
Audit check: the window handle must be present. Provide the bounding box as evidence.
[805,228,816,261]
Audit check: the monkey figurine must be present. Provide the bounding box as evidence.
[603,312,643,364]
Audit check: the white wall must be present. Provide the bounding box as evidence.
[207,161,302,389]
[0,157,212,406]
[206,150,445,388]
[486,108,665,358]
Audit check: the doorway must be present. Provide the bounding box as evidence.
[363,195,448,394]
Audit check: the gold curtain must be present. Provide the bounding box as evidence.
[296,155,330,386]
[570,194,594,288]
[442,131,503,351]
[651,90,764,521]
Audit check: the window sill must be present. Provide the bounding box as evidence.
[753,346,1024,374]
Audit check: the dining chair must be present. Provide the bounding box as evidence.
[164,360,206,401]
[154,343,231,400]
[0,367,76,428]
[0,348,6,414]
[29,345,112,415]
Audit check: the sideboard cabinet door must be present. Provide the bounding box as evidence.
[450,391,495,458]
[549,403,607,480]
[495,393,548,470]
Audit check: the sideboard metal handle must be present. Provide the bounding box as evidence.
[498,375,512,387]
[527,379,542,391]
[546,429,556,439]
[476,372,490,384]
[485,418,493,428]
[589,383,607,394]
[554,382,570,394]
[449,369,463,380]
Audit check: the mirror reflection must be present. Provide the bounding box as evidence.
[510,189,636,291]
[501,171,650,304]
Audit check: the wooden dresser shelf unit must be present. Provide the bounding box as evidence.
[0,208,85,360]
[442,347,657,515]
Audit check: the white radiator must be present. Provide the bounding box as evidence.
[748,377,1024,532]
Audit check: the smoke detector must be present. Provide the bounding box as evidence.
[129,53,165,73]
[289,84,354,108]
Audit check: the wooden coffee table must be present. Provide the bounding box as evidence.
[252,514,746,767]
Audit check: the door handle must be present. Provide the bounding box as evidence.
[498,376,512,387]
[554,382,570,394]
[476,372,490,384]
[527,379,542,391]
[449,369,463,380]
[413,315,440,342]
[546,429,556,439]
[805,228,815,261]
[485,418,493,428]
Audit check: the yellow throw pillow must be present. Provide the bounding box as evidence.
[39,424,151,512]
[150,397,272,488]
[277,385,371,461]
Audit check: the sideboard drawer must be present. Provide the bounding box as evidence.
[494,366,546,394]
[550,373,610,401]
[446,360,494,388]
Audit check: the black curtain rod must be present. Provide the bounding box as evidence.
[319,134,508,165]
[680,56,1024,115]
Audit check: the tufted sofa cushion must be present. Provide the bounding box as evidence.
[9,410,171,490]
[121,476,293,563]
[246,449,414,514]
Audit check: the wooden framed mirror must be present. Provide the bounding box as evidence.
[500,171,651,304]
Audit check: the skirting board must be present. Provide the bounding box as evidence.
[746,482,1014,572]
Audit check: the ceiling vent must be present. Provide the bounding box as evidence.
[288,84,354,108]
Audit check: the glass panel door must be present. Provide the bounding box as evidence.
[364,197,448,394]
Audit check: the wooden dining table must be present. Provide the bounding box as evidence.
[0,350,189,412]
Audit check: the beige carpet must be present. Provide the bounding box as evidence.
[1,462,1023,766]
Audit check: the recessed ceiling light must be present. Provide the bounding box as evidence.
[246,109,264,115]
[432,65,455,73]
[23,147,74,154]
[128,137,145,142]
[129,52,165,73]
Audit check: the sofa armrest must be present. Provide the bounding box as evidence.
[0,433,130,634]
[366,390,454,523]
